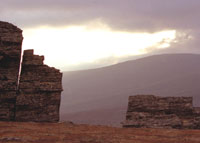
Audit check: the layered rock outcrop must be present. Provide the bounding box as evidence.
[123,95,200,129]
[0,21,23,121]
[0,21,62,122]
[16,50,62,122]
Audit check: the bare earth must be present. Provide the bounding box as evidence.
[0,122,200,143]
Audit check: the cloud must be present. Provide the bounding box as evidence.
[151,30,200,55]
[1,0,200,32]
[1,0,200,70]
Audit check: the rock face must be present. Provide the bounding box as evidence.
[123,95,200,129]
[16,50,62,122]
[0,21,23,121]
[0,21,62,122]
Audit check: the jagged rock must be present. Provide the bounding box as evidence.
[0,21,23,121]
[123,95,200,129]
[0,21,63,122]
[16,50,63,122]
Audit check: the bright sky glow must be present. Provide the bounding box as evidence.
[22,24,176,70]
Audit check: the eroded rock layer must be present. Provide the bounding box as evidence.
[0,21,23,120]
[16,50,63,122]
[123,95,200,129]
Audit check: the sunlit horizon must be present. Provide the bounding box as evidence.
[22,22,176,71]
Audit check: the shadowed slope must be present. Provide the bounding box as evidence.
[61,54,200,126]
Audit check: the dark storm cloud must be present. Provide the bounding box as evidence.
[1,0,200,32]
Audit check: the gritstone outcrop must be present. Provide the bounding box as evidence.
[0,21,62,122]
[16,50,62,122]
[123,95,200,129]
[0,21,23,121]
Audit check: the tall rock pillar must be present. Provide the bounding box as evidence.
[0,21,23,120]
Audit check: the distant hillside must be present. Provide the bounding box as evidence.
[60,54,200,126]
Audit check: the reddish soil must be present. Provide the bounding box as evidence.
[0,121,200,143]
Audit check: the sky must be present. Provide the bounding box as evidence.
[1,0,200,71]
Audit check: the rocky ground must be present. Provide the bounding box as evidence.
[0,122,200,143]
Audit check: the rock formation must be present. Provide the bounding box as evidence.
[0,21,23,121]
[123,95,200,129]
[16,50,62,122]
[0,21,62,122]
